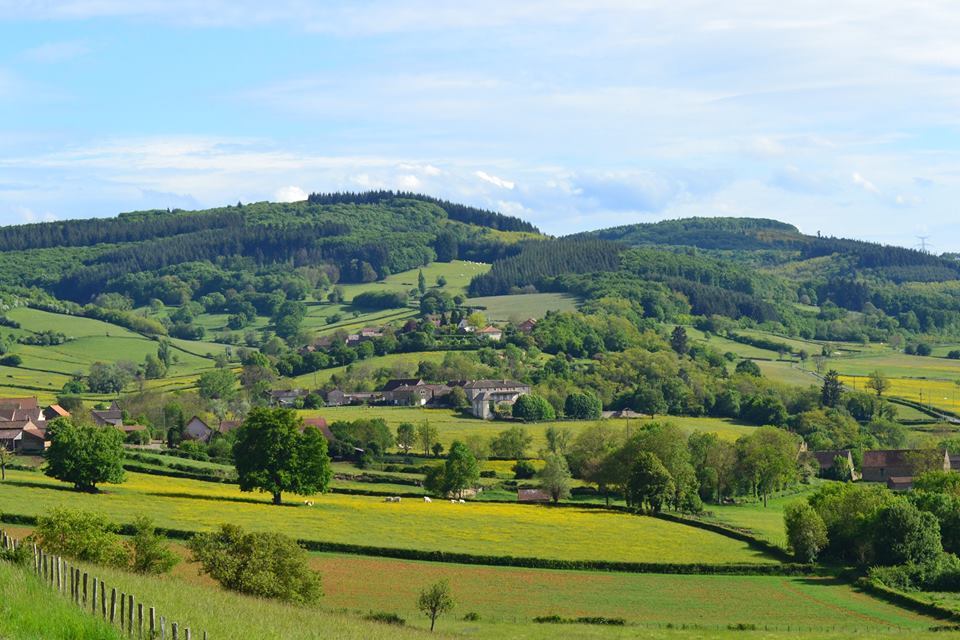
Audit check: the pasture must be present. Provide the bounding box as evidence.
[0,469,774,565]
[305,406,757,449]
[337,260,490,301]
[464,293,579,322]
[839,375,960,414]
[0,307,227,401]
[702,484,825,548]
[289,351,447,389]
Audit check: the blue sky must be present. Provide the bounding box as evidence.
[2,1,960,249]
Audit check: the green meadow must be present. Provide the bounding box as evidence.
[0,469,773,565]
[305,406,758,449]
[464,292,579,322]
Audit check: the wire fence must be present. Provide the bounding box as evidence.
[1,528,206,640]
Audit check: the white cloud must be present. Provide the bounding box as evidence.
[852,171,880,194]
[398,174,421,189]
[274,185,307,202]
[15,206,56,222]
[475,171,514,190]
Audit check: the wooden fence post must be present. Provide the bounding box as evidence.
[128,594,134,635]
[120,592,126,631]
[138,603,144,639]
[172,622,178,640]
[57,557,63,592]
[150,607,156,639]
[160,615,166,640]
[101,583,107,618]
[110,588,117,625]
[83,572,88,606]
[92,577,98,613]
[184,627,190,640]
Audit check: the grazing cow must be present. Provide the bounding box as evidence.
[423,496,432,503]
[458,499,466,504]
[450,499,456,504]
[303,500,314,507]
[384,497,395,503]
[395,497,401,503]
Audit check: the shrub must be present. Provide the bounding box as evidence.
[949,350,960,360]
[512,460,536,479]
[511,394,556,421]
[463,612,481,622]
[0,354,22,367]
[364,612,406,626]
[784,502,828,563]
[32,508,128,566]
[188,524,322,604]
[127,516,179,575]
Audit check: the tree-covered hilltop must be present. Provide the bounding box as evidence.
[0,193,538,305]
[469,216,960,340]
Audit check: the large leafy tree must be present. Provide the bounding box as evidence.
[197,368,237,401]
[490,426,533,459]
[539,453,572,503]
[784,502,828,563]
[736,427,800,507]
[442,441,479,498]
[626,451,674,513]
[45,419,125,491]
[233,408,332,505]
[511,394,555,421]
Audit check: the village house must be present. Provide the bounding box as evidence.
[0,420,47,454]
[887,477,914,492]
[115,424,149,440]
[218,420,241,436]
[43,404,71,421]
[183,416,214,443]
[302,417,335,443]
[91,401,124,427]
[269,389,308,408]
[463,380,531,419]
[601,409,644,419]
[457,318,476,333]
[390,384,434,406]
[324,389,383,406]
[382,378,425,403]
[477,326,503,341]
[861,449,951,483]
[517,318,537,334]
[808,449,859,480]
[0,397,45,423]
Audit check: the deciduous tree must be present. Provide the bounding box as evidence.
[45,419,125,492]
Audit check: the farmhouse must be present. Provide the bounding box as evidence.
[861,448,950,483]
[91,401,124,427]
[809,450,859,480]
[324,389,383,406]
[302,417,335,444]
[183,416,214,443]
[383,378,425,403]
[464,379,530,419]
[477,326,503,341]
[42,404,70,421]
[115,424,148,439]
[517,318,537,334]
[0,420,47,454]
[887,477,914,492]
[270,389,307,408]
[0,397,45,423]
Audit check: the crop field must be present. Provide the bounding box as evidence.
[808,350,960,380]
[464,293,579,322]
[308,554,935,631]
[305,406,757,449]
[839,375,960,414]
[0,469,774,565]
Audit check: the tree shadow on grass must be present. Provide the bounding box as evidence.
[4,479,85,494]
[143,490,301,508]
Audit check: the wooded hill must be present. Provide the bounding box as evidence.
[0,193,537,306]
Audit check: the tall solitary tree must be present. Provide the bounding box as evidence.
[396,422,416,453]
[417,580,455,632]
[821,370,843,408]
[233,408,332,505]
[866,370,890,398]
[418,269,427,295]
[417,420,439,456]
[670,326,689,355]
[539,453,572,503]
[45,419,125,492]
[442,441,479,498]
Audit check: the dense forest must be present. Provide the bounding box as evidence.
[0,195,534,306]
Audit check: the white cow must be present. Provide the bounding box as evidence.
[423,496,432,503]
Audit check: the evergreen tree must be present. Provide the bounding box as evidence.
[821,370,843,408]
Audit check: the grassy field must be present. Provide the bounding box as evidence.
[0,307,228,402]
[289,351,448,389]
[305,406,757,449]
[756,360,820,387]
[0,562,123,640]
[0,469,773,565]
[464,293,579,322]
[338,260,490,301]
[701,484,825,548]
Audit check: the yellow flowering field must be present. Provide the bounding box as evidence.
[0,470,774,565]
[839,375,960,414]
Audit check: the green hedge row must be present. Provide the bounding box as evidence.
[122,463,237,484]
[652,512,793,563]
[856,577,960,622]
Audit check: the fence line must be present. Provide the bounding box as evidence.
[0,528,206,640]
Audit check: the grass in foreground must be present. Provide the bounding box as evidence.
[0,470,773,565]
[0,561,122,640]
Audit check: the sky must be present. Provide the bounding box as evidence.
[2,1,960,250]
